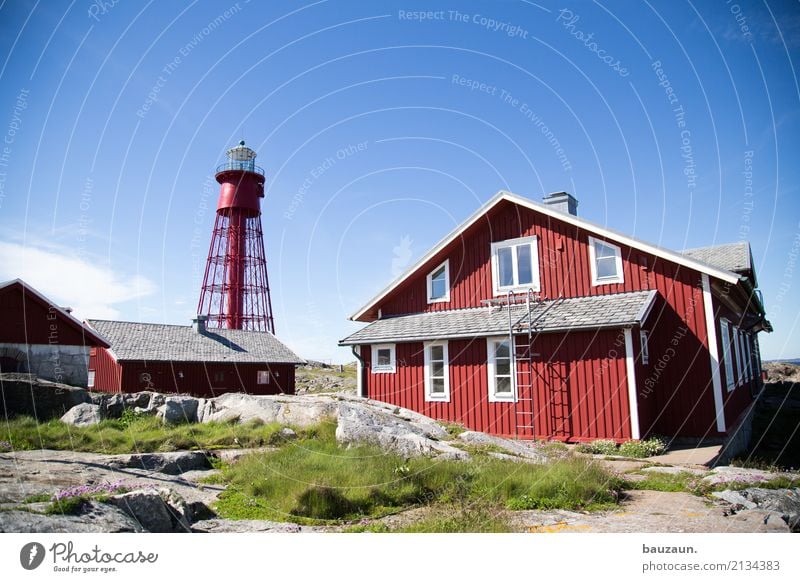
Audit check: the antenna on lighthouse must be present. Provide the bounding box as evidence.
[197,140,275,333]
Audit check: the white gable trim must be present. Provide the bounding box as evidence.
[349,191,741,321]
[623,329,641,440]
[702,274,727,433]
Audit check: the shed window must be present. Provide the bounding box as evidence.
[588,236,624,285]
[87,370,95,388]
[487,337,515,402]
[213,371,226,383]
[733,325,744,385]
[257,371,270,384]
[490,236,540,294]
[424,342,450,402]
[426,260,450,303]
[371,344,396,373]
[640,330,650,365]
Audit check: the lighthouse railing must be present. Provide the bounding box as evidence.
[215,161,264,176]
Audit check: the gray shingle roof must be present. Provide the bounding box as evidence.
[681,241,751,274]
[340,290,656,345]
[88,320,305,364]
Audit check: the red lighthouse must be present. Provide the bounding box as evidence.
[198,141,275,333]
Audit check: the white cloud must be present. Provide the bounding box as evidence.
[0,241,156,320]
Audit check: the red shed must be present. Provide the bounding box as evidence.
[87,316,304,396]
[339,192,771,442]
[0,279,109,386]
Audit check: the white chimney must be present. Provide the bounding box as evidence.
[543,191,578,216]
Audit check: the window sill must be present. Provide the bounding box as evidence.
[591,277,624,286]
[493,285,540,296]
[426,296,450,304]
[372,367,396,374]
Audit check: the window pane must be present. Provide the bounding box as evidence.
[596,256,618,279]
[432,361,444,378]
[430,266,446,299]
[496,377,512,394]
[498,246,514,287]
[431,378,445,394]
[496,360,510,377]
[516,244,533,285]
[377,349,391,366]
[595,240,617,258]
[494,341,510,359]
[430,344,444,362]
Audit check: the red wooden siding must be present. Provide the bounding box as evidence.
[89,349,295,397]
[89,348,123,393]
[362,329,634,442]
[712,297,759,429]
[0,284,104,346]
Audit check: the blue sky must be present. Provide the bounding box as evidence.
[0,0,797,362]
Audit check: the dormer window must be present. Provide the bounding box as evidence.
[490,236,540,295]
[426,260,450,303]
[589,236,624,285]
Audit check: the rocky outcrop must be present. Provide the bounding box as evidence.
[457,431,547,463]
[108,488,191,533]
[0,501,144,533]
[335,400,468,460]
[92,391,163,418]
[157,396,202,424]
[105,451,212,475]
[196,393,338,426]
[60,403,102,427]
[702,466,799,487]
[713,487,800,532]
[0,373,90,419]
[191,519,305,533]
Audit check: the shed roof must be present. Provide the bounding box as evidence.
[340,290,656,345]
[87,319,305,364]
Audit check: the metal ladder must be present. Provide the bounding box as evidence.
[510,289,537,437]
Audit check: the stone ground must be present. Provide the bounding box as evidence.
[1,447,796,533]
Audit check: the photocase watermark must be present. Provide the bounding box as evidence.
[398,9,529,39]
[20,542,46,570]
[738,150,754,241]
[555,9,629,77]
[136,2,245,119]
[0,88,30,209]
[87,0,122,22]
[451,75,572,172]
[391,235,414,278]
[190,175,218,283]
[284,140,368,220]
[771,221,800,317]
[727,0,754,42]
[652,60,696,192]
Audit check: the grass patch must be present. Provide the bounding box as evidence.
[624,471,697,493]
[395,502,511,533]
[214,421,621,524]
[2,415,305,455]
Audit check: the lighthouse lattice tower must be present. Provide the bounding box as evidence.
[198,141,275,333]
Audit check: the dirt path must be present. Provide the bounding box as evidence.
[509,489,789,533]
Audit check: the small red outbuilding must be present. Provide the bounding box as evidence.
[87,316,305,396]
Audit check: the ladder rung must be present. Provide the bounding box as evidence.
[516,425,536,429]
[516,397,533,401]
[516,411,533,415]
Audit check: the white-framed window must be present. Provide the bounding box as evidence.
[737,330,749,383]
[732,325,744,386]
[640,330,650,365]
[426,260,450,304]
[371,344,396,373]
[588,236,624,285]
[743,333,753,382]
[720,319,736,391]
[257,370,270,384]
[487,337,515,402]
[213,371,226,383]
[424,341,450,402]
[87,370,95,388]
[490,235,540,295]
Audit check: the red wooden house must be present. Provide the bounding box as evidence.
[339,191,771,442]
[0,279,110,386]
[87,316,305,396]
